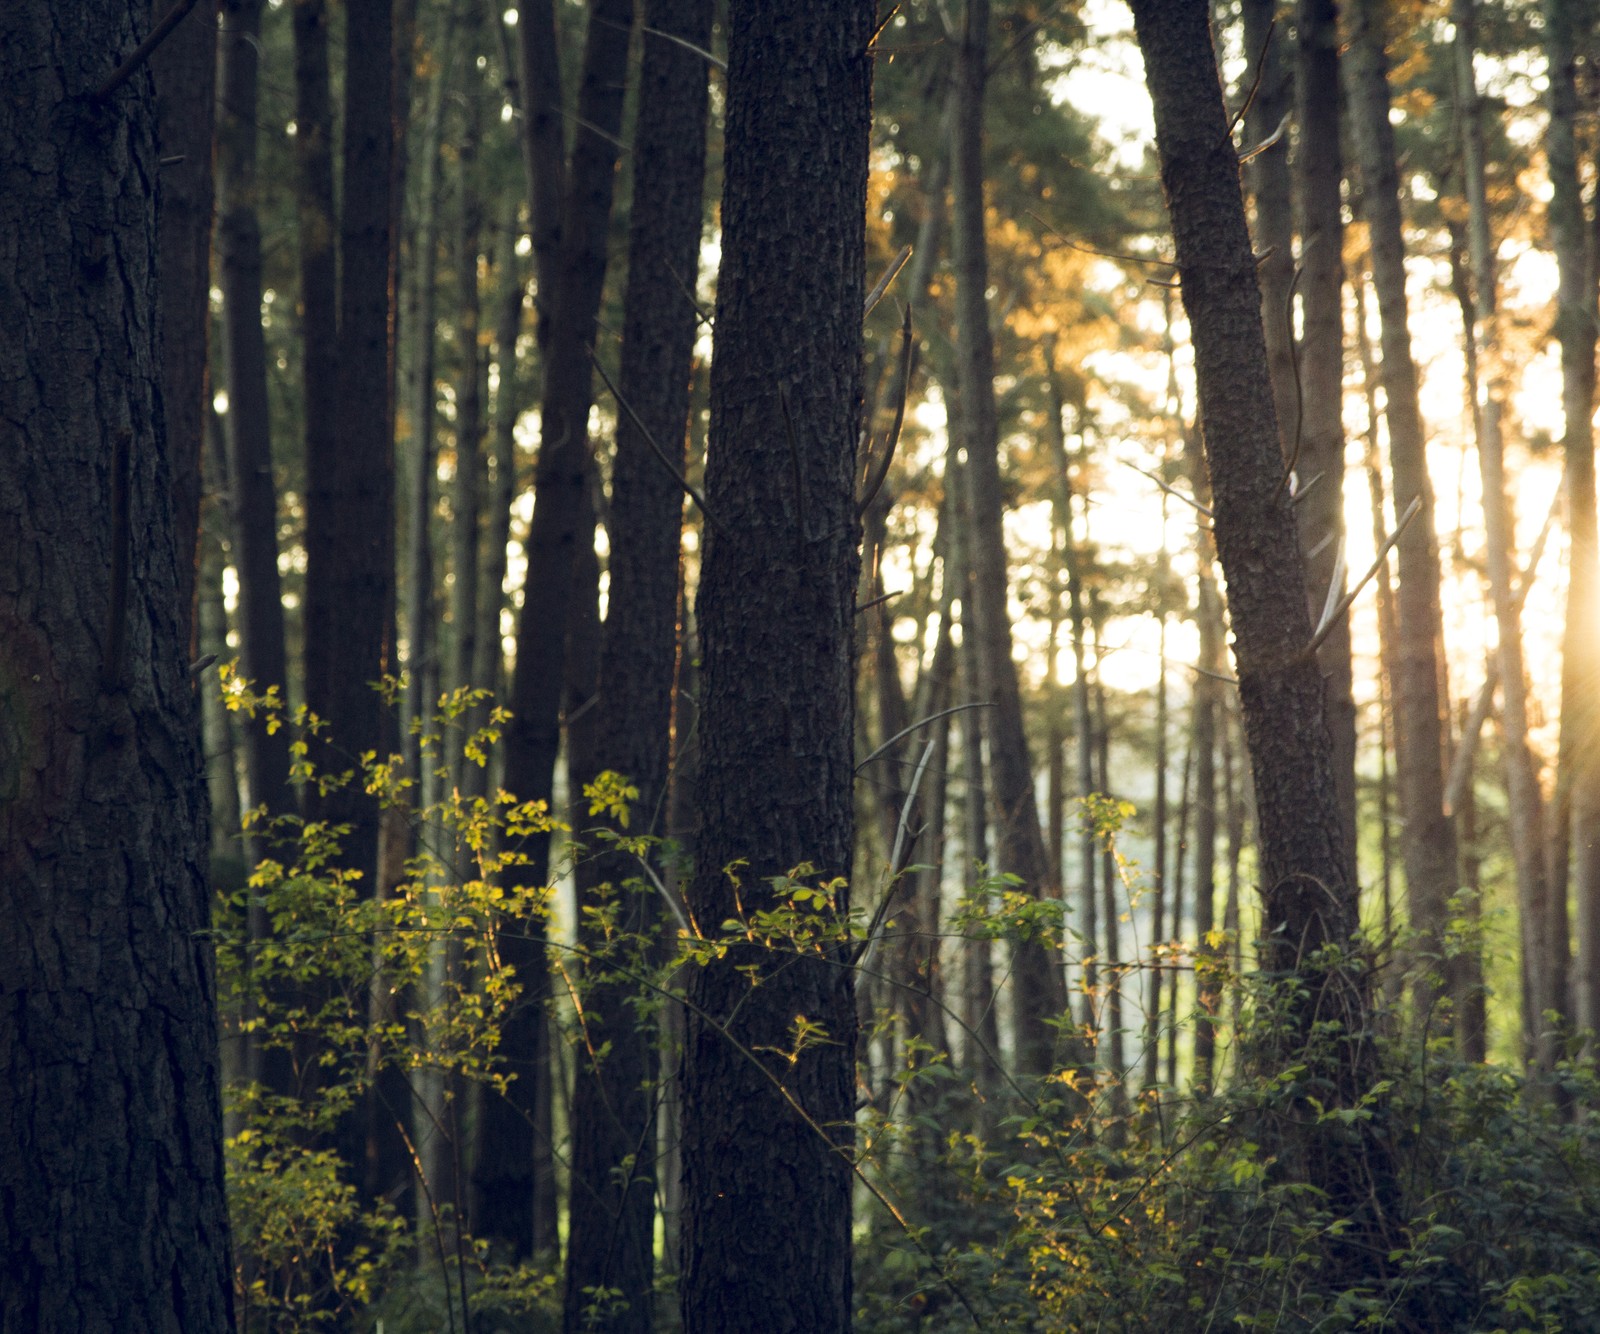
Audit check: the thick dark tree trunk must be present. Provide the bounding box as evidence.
[562,6,712,1326]
[1128,0,1394,1248]
[951,0,1069,1077]
[483,0,635,1260]
[153,0,218,653]
[0,5,234,1324]
[1346,0,1461,1031]
[217,0,294,834]
[678,2,873,1328]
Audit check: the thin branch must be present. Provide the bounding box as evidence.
[1122,460,1211,519]
[665,260,713,328]
[641,24,727,71]
[1238,111,1291,165]
[857,307,916,518]
[854,737,937,971]
[94,0,202,100]
[588,351,725,535]
[856,701,994,773]
[1305,496,1421,658]
[855,588,903,616]
[863,244,913,321]
[1225,17,1276,140]
[1027,209,1175,271]
[1273,250,1311,500]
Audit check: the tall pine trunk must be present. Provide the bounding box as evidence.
[679,3,873,1325]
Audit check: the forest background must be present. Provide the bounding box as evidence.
[9,0,1600,1329]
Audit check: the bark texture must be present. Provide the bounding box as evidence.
[0,4,234,1325]
[1128,0,1391,1245]
[679,2,874,1328]
[152,0,218,653]
[562,1,712,1328]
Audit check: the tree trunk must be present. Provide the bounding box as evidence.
[401,11,454,798]
[562,6,712,1327]
[951,0,1068,1077]
[1128,0,1392,1245]
[1293,0,1356,879]
[486,0,635,1260]
[1544,0,1600,1055]
[1453,0,1564,1074]
[0,5,234,1322]
[1240,0,1295,444]
[678,3,873,1327]
[217,0,294,834]
[1345,0,1460,1032]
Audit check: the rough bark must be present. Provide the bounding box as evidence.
[678,2,873,1328]
[1293,0,1356,879]
[1128,0,1391,1239]
[152,0,218,653]
[0,4,234,1323]
[485,0,635,1260]
[561,8,712,1325]
[1345,0,1460,1028]
[951,0,1068,1077]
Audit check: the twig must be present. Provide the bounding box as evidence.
[857,307,916,518]
[1225,17,1276,141]
[1238,111,1291,165]
[94,0,202,101]
[863,244,912,321]
[1273,251,1311,500]
[641,24,727,71]
[1122,460,1211,519]
[588,351,725,536]
[665,261,713,328]
[854,737,936,971]
[856,701,993,773]
[855,588,903,616]
[1305,496,1421,659]
[1027,209,1175,271]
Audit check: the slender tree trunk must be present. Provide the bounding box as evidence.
[402,13,454,796]
[1241,0,1295,450]
[1128,0,1395,1248]
[951,0,1068,1076]
[217,0,294,833]
[1346,0,1460,1032]
[450,15,486,793]
[1165,737,1192,1090]
[1454,0,1564,1074]
[1,5,235,1321]
[484,0,635,1260]
[562,4,712,1327]
[1294,0,1356,878]
[1545,0,1600,1055]
[678,4,873,1327]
